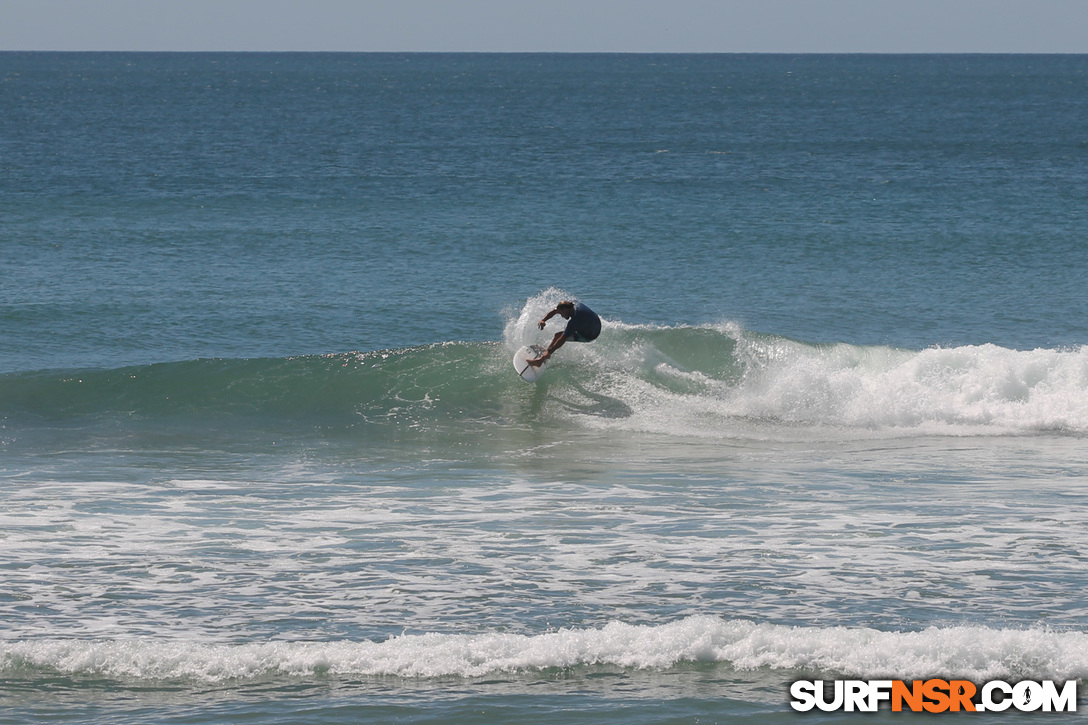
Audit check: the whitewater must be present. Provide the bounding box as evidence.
[6,618,1088,683]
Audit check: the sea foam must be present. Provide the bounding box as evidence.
[4,617,1087,683]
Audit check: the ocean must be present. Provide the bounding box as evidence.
[2,52,1088,723]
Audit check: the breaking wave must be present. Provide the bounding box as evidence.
[3,292,1087,441]
[3,616,1086,684]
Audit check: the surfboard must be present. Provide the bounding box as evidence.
[513,344,549,383]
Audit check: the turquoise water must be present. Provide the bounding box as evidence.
[3,53,1088,723]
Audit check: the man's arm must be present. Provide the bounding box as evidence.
[538,307,559,329]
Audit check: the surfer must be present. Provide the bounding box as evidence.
[527,300,601,367]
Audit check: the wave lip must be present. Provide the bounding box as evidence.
[4,617,1087,684]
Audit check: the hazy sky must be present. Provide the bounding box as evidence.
[2,0,1087,53]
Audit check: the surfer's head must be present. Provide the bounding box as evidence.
[557,301,575,317]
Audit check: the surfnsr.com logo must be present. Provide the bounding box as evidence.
[790,679,1078,713]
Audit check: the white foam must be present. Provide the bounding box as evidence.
[503,288,574,353]
[4,617,1087,683]
[520,308,1088,437]
[729,339,1088,434]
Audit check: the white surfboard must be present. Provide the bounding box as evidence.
[513,344,549,382]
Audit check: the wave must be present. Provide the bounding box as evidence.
[3,616,1086,684]
[0,343,507,423]
[3,292,1087,439]
[596,326,1088,438]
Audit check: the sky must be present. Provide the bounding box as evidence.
[1,0,1087,53]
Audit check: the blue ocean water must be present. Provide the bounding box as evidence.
[2,52,1088,723]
